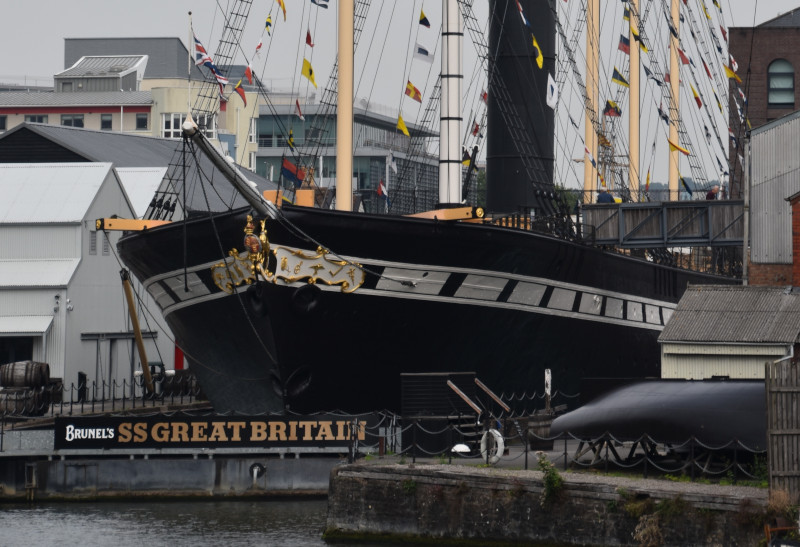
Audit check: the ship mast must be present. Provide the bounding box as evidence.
[440,0,463,205]
[668,0,680,199]
[629,0,640,200]
[584,0,599,202]
[335,0,354,211]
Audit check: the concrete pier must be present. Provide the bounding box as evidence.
[325,463,770,546]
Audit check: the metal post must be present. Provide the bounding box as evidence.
[690,438,695,480]
[563,436,568,470]
[412,419,417,464]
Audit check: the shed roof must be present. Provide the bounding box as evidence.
[116,167,168,218]
[0,259,80,287]
[0,162,113,223]
[0,315,54,336]
[64,38,204,80]
[659,285,800,344]
[56,55,147,78]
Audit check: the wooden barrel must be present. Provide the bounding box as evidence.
[0,361,50,388]
[0,387,51,417]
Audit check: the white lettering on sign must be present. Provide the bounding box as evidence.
[65,425,115,442]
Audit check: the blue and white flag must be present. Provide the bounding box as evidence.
[413,42,433,63]
[310,0,329,8]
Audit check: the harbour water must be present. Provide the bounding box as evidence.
[0,499,332,547]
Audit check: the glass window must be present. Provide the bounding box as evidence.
[249,118,257,143]
[101,114,113,130]
[25,115,47,124]
[61,114,84,128]
[136,113,148,130]
[163,113,215,139]
[769,59,794,107]
[0,116,6,131]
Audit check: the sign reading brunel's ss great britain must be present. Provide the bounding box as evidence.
[54,415,372,450]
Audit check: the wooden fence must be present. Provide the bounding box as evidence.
[766,358,800,502]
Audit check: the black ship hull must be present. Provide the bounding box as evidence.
[118,205,737,414]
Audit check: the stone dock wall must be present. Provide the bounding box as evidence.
[325,464,770,546]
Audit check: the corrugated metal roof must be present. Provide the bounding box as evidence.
[0,163,112,222]
[0,259,80,287]
[57,56,146,78]
[0,91,152,107]
[116,167,167,218]
[659,285,800,344]
[0,315,53,335]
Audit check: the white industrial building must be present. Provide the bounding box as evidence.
[0,162,174,390]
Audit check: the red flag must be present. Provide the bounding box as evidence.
[678,48,690,65]
[472,121,479,136]
[234,79,246,107]
[404,80,422,103]
[720,25,727,42]
[254,40,263,56]
[244,64,253,85]
[481,90,488,103]
[306,30,314,48]
[295,99,305,121]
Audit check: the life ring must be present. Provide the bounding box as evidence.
[480,429,504,465]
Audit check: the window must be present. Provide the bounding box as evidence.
[769,59,795,108]
[101,114,113,131]
[162,113,215,139]
[249,118,257,143]
[89,231,97,255]
[61,82,73,92]
[61,114,84,128]
[25,115,47,124]
[0,116,6,131]
[136,113,148,130]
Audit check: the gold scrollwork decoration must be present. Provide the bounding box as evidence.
[211,250,257,294]
[259,246,365,293]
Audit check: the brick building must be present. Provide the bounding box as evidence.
[729,9,800,199]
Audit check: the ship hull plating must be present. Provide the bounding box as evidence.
[118,205,737,414]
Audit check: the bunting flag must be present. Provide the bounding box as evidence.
[658,104,670,125]
[704,125,712,144]
[729,128,737,146]
[568,114,579,130]
[396,114,410,137]
[630,24,648,52]
[611,67,629,88]
[737,86,747,103]
[598,172,607,188]
[306,30,314,47]
[301,59,317,87]
[388,152,398,174]
[584,147,597,168]
[680,173,693,196]
[623,6,630,20]
[532,34,543,69]
[234,79,246,106]
[603,100,621,117]
[287,129,295,150]
[665,12,679,39]
[481,90,488,103]
[713,90,722,114]
[311,0,329,7]
[546,73,558,109]
[702,2,711,19]
[462,148,471,166]
[515,0,531,27]
[377,179,389,200]
[472,121,480,136]
[244,64,253,85]
[645,168,651,193]
[265,15,272,35]
[618,35,630,54]
[255,40,263,55]
[405,80,422,103]
[193,33,213,66]
[413,43,433,63]
[720,25,728,42]
[677,48,690,65]
[295,99,305,121]
[419,9,430,27]
[691,84,702,108]
[643,65,663,86]
[277,0,286,21]
[281,157,306,187]
[725,64,742,83]
[702,60,712,79]
[668,138,690,156]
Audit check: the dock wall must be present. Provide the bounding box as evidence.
[325,464,769,546]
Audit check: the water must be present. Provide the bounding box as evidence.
[0,500,331,547]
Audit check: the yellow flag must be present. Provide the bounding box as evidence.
[278,0,286,21]
[531,34,543,69]
[724,64,742,83]
[396,114,410,137]
[301,59,317,88]
[668,138,690,156]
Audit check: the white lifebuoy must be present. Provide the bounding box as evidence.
[480,428,504,465]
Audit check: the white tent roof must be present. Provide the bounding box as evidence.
[0,315,53,336]
[116,167,167,218]
[0,162,112,223]
[0,259,80,287]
